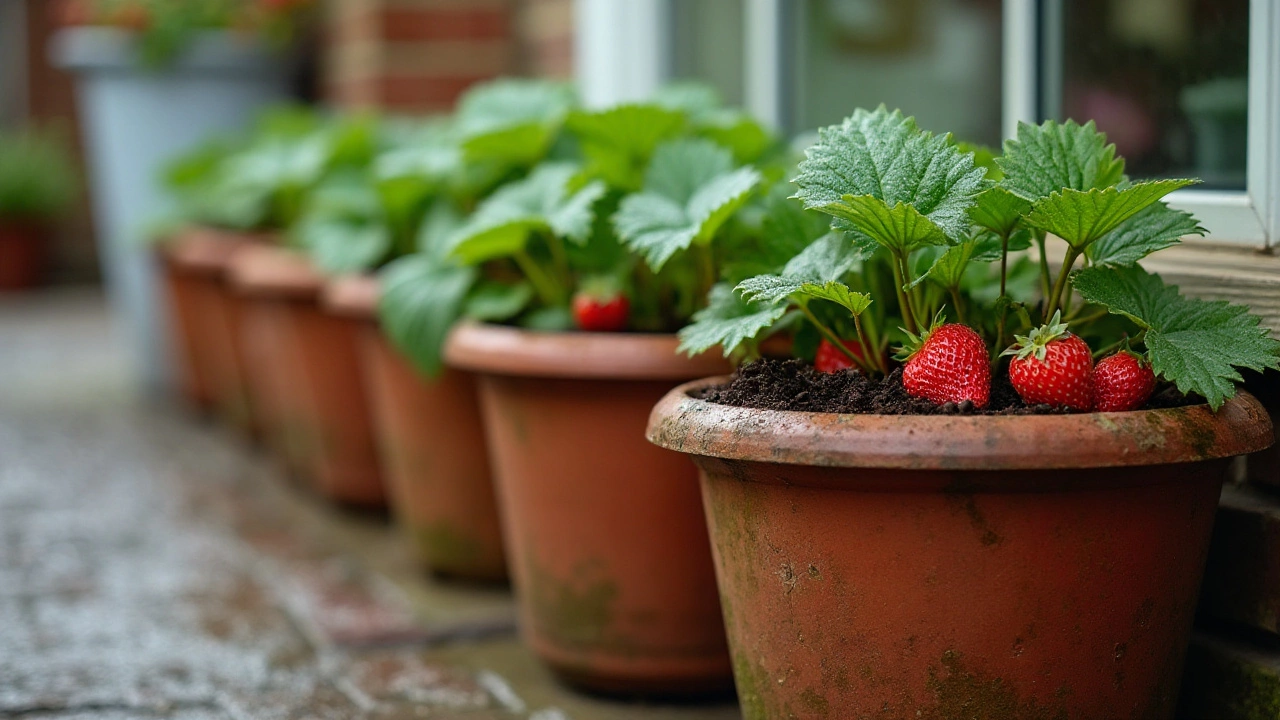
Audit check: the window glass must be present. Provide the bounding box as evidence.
[1044,0,1249,189]
[670,0,746,107]
[790,0,1004,147]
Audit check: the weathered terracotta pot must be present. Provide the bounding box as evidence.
[160,227,262,430]
[445,323,734,696]
[647,379,1274,720]
[229,247,385,507]
[0,220,47,291]
[232,252,384,504]
[323,276,506,580]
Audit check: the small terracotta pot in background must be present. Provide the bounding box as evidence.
[323,276,506,580]
[445,324,734,697]
[0,221,47,291]
[160,227,263,431]
[647,380,1274,720]
[229,249,385,507]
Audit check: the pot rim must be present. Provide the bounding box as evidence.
[444,322,733,381]
[646,376,1273,471]
[227,245,324,300]
[322,274,379,321]
[162,226,269,277]
[52,27,287,75]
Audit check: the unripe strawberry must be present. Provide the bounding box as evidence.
[1093,351,1156,412]
[1005,313,1094,411]
[901,322,990,407]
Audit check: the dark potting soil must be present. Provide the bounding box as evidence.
[696,358,1198,416]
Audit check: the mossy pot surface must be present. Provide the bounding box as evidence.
[646,378,1273,720]
[445,323,734,697]
[324,276,507,581]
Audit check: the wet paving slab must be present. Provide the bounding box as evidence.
[0,290,740,720]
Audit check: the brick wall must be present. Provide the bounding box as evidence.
[325,0,575,115]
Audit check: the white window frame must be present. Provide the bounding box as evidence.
[577,0,1280,248]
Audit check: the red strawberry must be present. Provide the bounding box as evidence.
[1005,313,1094,410]
[901,322,991,407]
[1093,351,1156,412]
[572,291,629,332]
[814,338,866,373]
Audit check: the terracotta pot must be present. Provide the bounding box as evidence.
[0,220,47,291]
[160,227,262,430]
[445,323,735,696]
[323,276,506,580]
[647,379,1274,720]
[229,248,384,506]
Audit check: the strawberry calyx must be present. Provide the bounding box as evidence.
[1002,310,1073,362]
[893,309,947,363]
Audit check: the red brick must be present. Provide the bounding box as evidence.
[381,7,510,42]
[378,74,493,111]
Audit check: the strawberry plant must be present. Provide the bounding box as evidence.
[376,82,777,375]
[682,106,1280,411]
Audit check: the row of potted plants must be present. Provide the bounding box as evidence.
[157,80,1277,718]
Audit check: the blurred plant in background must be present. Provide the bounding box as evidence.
[58,0,316,66]
[0,127,79,224]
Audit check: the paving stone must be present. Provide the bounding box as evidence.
[0,289,740,719]
[1178,632,1280,720]
[1199,484,1280,633]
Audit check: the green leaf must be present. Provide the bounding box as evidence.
[1072,265,1280,409]
[910,234,1003,291]
[817,195,952,251]
[455,80,576,165]
[377,255,477,377]
[295,176,392,273]
[653,82,723,117]
[677,283,788,357]
[1023,179,1196,249]
[520,305,575,331]
[968,186,1032,237]
[567,104,687,190]
[794,281,872,316]
[464,281,534,322]
[793,106,988,248]
[997,119,1127,200]
[782,231,875,282]
[1085,202,1206,267]
[448,163,606,264]
[614,139,762,271]
[696,109,775,163]
[416,201,465,260]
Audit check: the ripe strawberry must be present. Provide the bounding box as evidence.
[901,322,991,407]
[1005,313,1094,410]
[572,291,629,332]
[1093,351,1156,412]
[814,338,868,373]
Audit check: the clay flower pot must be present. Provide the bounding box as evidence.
[0,220,48,291]
[647,379,1274,720]
[229,247,385,507]
[323,276,506,581]
[445,323,735,696]
[159,227,262,431]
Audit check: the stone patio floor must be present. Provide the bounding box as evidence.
[0,288,741,720]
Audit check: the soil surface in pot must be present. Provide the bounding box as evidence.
[699,358,1196,415]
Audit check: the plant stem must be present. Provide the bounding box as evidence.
[799,302,875,374]
[852,312,886,375]
[697,243,717,299]
[993,232,1011,364]
[1068,307,1109,327]
[513,249,566,307]
[1045,246,1081,320]
[890,252,919,335]
[1035,231,1051,309]
[948,287,967,325]
[545,232,571,284]
[1092,330,1146,359]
